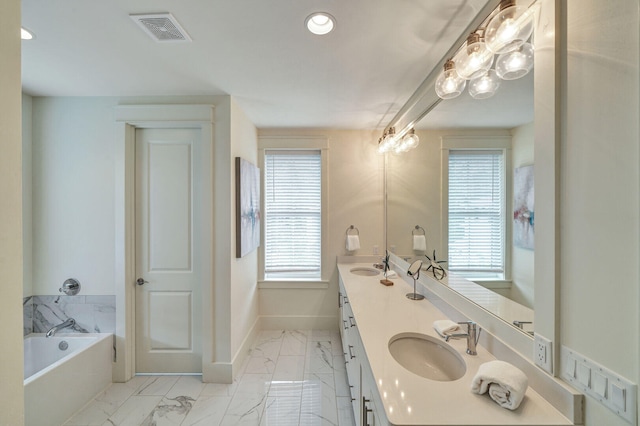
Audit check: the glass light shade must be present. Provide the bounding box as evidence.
[305,13,335,35]
[393,142,410,154]
[495,42,534,80]
[435,63,466,100]
[402,131,420,150]
[485,5,534,54]
[469,70,501,99]
[453,37,494,80]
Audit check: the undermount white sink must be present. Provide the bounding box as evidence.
[350,267,380,276]
[388,332,466,381]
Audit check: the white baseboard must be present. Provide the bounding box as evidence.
[259,315,338,331]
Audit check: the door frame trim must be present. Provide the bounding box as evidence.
[114,105,214,382]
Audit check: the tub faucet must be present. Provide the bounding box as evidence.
[46,318,76,338]
[445,321,480,355]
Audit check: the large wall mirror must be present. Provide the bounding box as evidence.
[385,0,557,340]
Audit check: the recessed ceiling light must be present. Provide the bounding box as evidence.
[21,27,34,40]
[305,12,335,35]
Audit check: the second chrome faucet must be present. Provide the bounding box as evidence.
[445,321,480,355]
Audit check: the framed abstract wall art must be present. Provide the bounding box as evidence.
[235,157,261,258]
[513,164,534,250]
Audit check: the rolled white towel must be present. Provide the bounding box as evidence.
[346,235,360,251]
[470,360,528,410]
[433,319,460,337]
[413,235,427,251]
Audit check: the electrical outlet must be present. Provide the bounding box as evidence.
[534,334,553,374]
[373,245,379,255]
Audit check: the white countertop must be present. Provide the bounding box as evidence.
[338,263,573,426]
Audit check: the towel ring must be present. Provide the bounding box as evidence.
[412,225,426,236]
[346,225,360,236]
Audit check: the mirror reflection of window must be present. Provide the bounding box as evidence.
[448,150,506,281]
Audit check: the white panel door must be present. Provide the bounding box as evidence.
[135,128,202,373]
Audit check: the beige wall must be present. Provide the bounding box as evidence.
[560,1,639,424]
[0,0,25,423]
[229,98,260,361]
[257,129,384,328]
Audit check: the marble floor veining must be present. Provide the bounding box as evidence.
[63,330,356,426]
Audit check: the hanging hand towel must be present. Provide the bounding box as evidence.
[433,319,460,337]
[346,235,360,251]
[470,360,529,410]
[413,235,427,251]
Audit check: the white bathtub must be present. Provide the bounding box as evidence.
[24,333,113,426]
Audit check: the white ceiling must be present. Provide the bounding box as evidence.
[21,0,532,130]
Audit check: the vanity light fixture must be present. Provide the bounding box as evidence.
[434,0,534,101]
[377,127,399,154]
[495,42,534,79]
[435,59,466,100]
[484,0,534,54]
[305,12,336,35]
[378,127,421,155]
[393,128,420,154]
[21,27,34,40]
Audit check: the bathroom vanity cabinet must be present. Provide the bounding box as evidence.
[340,280,386,426]
[337,262,576,426]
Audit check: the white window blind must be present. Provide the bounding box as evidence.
[448,150,505,279]
[264,150,321,280]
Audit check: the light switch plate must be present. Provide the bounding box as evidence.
[562,346,637,425]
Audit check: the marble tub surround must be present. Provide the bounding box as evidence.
[338,263,575,425]
[64,329,356,426]
[31,295,115,335]
[23,296,33,336]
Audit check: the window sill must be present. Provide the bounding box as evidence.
[258,280,330,289]
[471,280,512,290]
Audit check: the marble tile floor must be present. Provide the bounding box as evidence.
[64,330,356,426]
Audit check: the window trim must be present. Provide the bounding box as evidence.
[258,136,329,286]
[441,135,512,282]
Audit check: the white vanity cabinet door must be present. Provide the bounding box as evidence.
[361,360,388,426]
[340,278,362,426]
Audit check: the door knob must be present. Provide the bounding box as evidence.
[136,278,148,286]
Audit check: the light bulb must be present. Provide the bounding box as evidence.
[454,33,494,80]
[485,2,534,54]
[435,60,466,100]
[496,42,534,80]
[469,69,501,99]
[401,129,420,150]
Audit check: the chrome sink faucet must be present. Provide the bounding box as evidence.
[444,321,480,355]
[45,318,76,338]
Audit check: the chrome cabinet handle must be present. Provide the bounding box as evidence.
[348,345,355,359]
[339,293,343,308]
[136,278,148,286]
[349,316,356,327]
[343,320,349,330]
[363,397,373,426]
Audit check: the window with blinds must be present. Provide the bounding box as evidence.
[448,150,505,279]
[264,150,322,280]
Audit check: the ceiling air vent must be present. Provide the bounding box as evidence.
[130,13,192,43]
